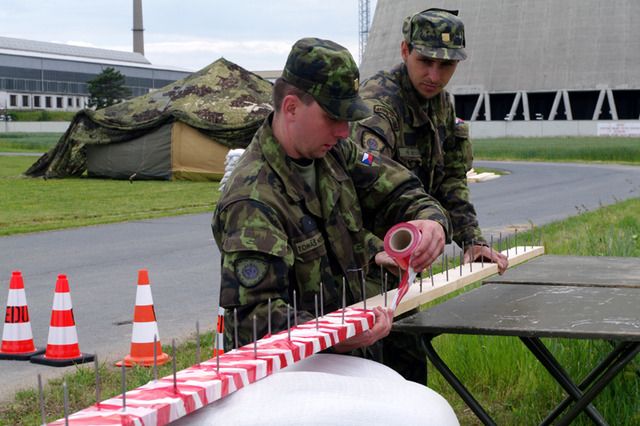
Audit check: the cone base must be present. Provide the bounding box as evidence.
[30,352,95,367]
[115,352,171,368]
[0,347,45,361]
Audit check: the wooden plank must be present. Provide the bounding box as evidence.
[349,246,545,317]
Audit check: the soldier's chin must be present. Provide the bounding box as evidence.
[419,84,442,99]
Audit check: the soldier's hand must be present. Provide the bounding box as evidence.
[407,219,446,272]
[464,244,509,275]
[374,251,399,276]
[333,306,394,352]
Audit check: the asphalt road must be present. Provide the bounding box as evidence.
[1,160,639,400]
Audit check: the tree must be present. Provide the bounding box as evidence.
[87,67,131,109]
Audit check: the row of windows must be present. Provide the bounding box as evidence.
[1,78,162,100]
[1,76,179,98]
[8,93,85,109]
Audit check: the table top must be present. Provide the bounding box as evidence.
[393,284,640,341]
[483,255,640,288]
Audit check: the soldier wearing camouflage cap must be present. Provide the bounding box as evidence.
[213,37,451,358]
[351,9,508,383]
[352,9,507,270]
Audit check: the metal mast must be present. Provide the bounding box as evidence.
[358,0,371,64]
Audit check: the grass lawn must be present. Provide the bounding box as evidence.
[473,136,640,164]
[0,133,62,153]
[0,156,219,236]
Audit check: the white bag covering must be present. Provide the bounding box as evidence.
[219,148,245,192]
[174,354,459,425]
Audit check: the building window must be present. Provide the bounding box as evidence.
[34,96,41,108]
[9,94,17,107]
[67,98,73,107]
[45,96,52,108]
[76,98,80,107]
[22,95,29,107]
[56,97,63,108]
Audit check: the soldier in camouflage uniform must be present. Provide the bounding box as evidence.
[352,9,508,273]
[213,38,451,365]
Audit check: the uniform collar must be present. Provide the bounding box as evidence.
[257,114,348,218]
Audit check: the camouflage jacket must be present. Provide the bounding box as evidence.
[351,63,484,247]
[212,114,451,350]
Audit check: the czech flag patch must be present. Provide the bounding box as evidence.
[361,152,375,166]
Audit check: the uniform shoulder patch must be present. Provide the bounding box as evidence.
[361,131,386,152]
[373,104,400,132]
[234,257,269,288]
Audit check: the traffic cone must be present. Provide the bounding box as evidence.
[31,274,95,366]
[0,271,45,360]
[212,306,224,357]
[116,269,170,367]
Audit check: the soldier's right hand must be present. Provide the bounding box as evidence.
[406,219,446,272]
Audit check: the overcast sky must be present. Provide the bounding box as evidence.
[1,0,378,72]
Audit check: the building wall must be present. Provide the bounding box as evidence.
[0,50,191,112]
[361,0,640,122]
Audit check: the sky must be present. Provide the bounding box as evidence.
[1,0,377,72]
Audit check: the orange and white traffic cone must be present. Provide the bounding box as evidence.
[116,269,170,367]
[0,271,45,360]
[212,306,224,357]
[31,274,94,366]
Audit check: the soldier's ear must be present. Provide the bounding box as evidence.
[400,40,410,62]
[281,94,299,118]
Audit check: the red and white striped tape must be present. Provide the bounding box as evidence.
[50,307,374,425]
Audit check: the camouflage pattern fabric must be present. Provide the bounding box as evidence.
[212,114,451,353]
[26,58,273,178]
[352,63,484,248]
[402,8,467,61]
[282,37,371,121]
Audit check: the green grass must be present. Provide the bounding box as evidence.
[4,110,76,122]
[474,136,640,164]
[0,156,220,236]
[0,333,215,425]
[0,133,62,153]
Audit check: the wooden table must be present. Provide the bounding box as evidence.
[483,255,640,288]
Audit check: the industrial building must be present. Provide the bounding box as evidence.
[0,0,191,114]
[362,0,640,125]
[0,37,190,113]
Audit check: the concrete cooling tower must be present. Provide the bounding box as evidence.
[361,0,640,129]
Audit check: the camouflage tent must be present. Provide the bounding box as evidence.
[25,58,273,181]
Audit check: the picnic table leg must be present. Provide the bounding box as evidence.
[421,336,497,426]
[520,337,608,426]
[556,342,640,426]
[540,341,635,425]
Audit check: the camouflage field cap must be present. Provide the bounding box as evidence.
[402,8,467,61]
[282,37,371,121]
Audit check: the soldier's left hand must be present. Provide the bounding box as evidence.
[464,244,509,275]
[407,219,446,272]
[374,250,399,276]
